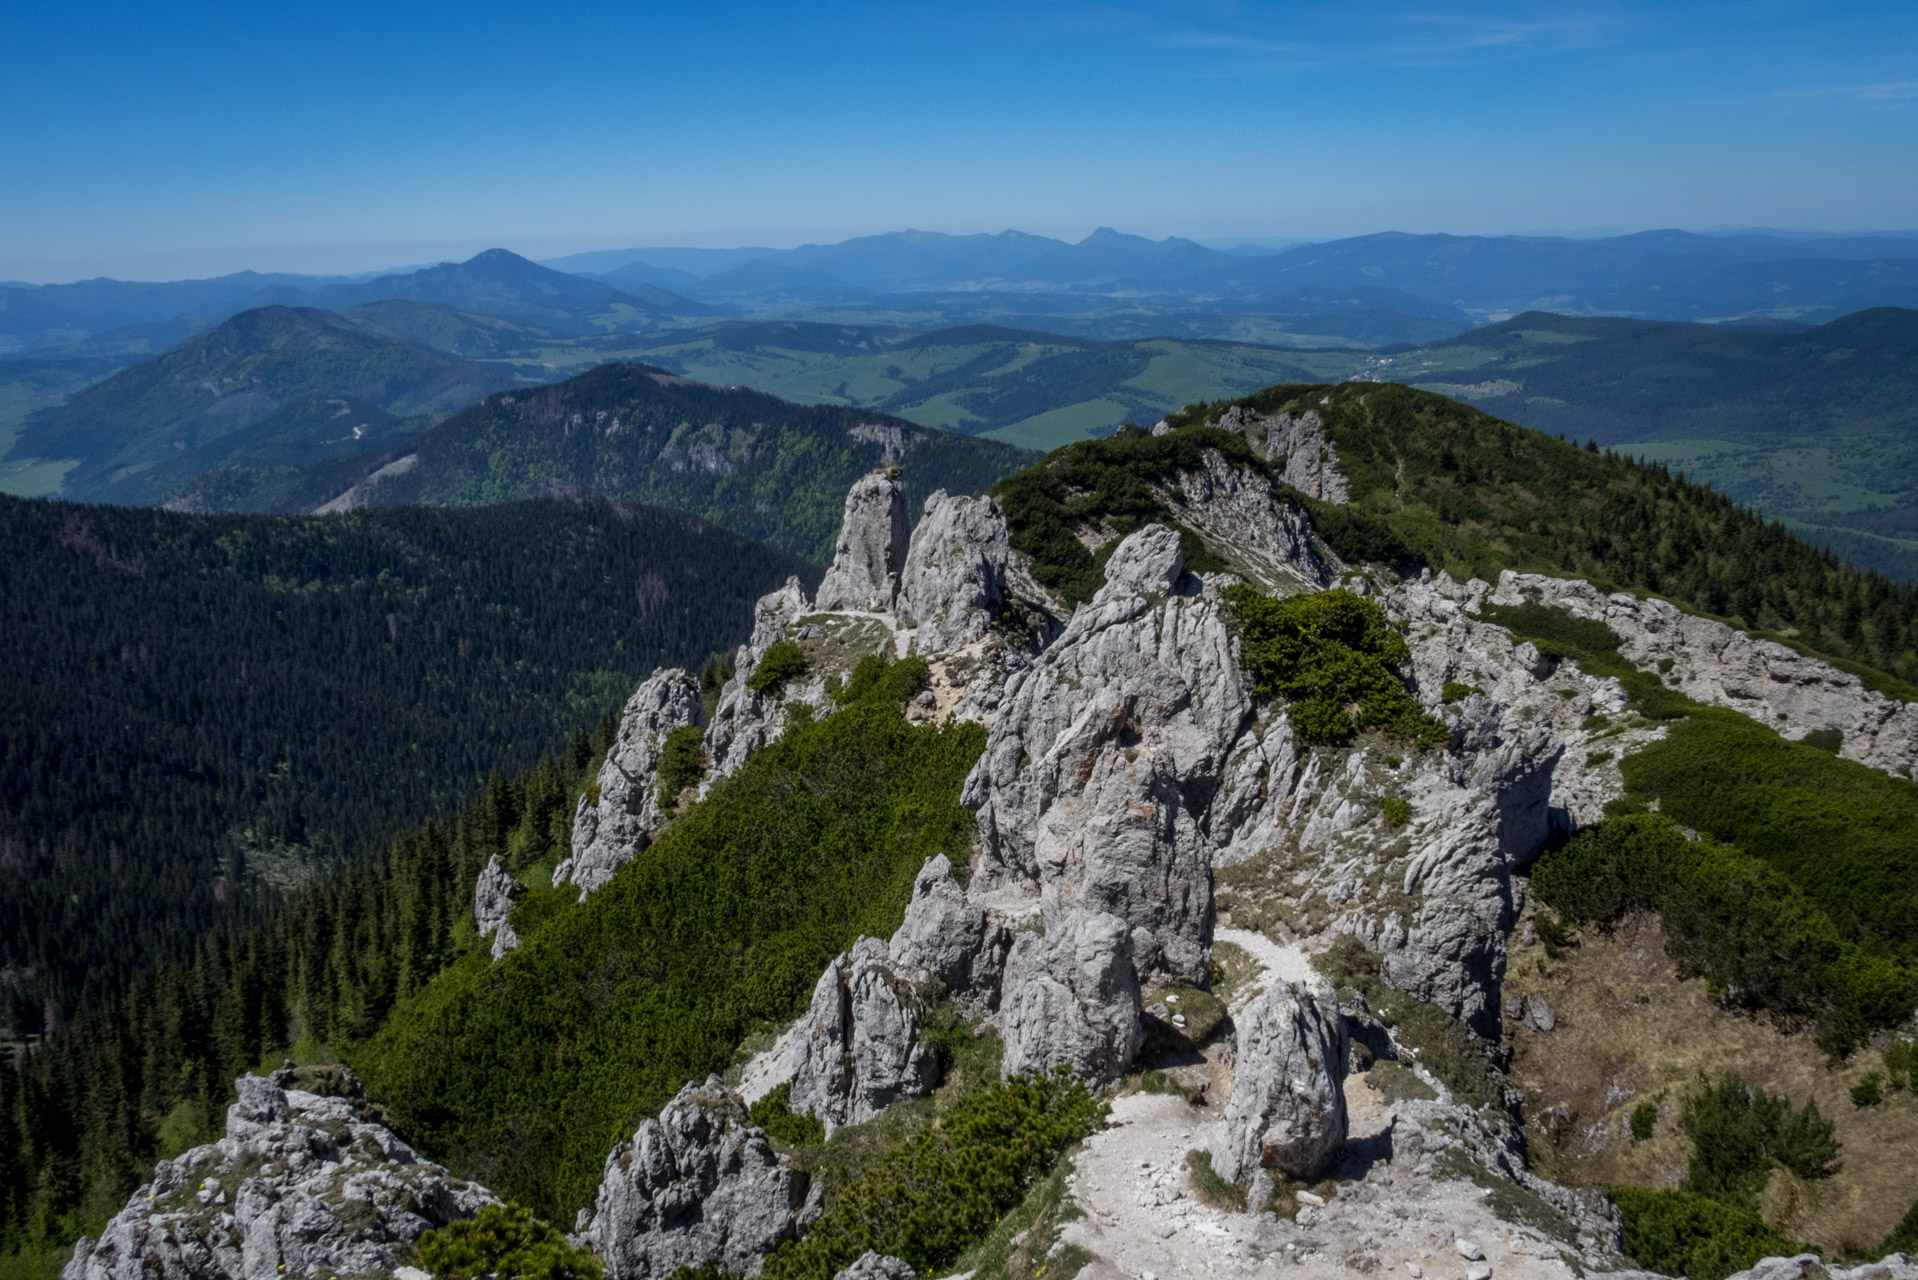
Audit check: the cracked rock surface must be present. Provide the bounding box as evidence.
[558,668,702,897]
[580,1076,813,1280]
[64,1067,494,1280]
[788,938,938,1135]
[473,855,523,959]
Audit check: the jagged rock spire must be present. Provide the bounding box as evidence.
[815,470,908,613]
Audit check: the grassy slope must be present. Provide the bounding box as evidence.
[353,660,987,1219]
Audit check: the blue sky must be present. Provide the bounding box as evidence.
[2,0,1914,281]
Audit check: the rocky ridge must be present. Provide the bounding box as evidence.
[88,430,1916,1280]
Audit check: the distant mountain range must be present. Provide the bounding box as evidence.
[8,227,1918,363]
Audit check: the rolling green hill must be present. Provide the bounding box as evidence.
[11,306,517,502]
[571,322,1365,452]
[168,361,1037,562]
[0,493,817,1036]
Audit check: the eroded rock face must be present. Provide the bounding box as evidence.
[581,1076,812,1280]
[1725,1256,1917,1280]
[1167,448,1336,593]
[558,668,703,898]
[788,938,938,1135]
[898,490,1009,651]
[1262,409,1350,503]
[1211,979,1347,1192]
[473,856,523,960]
[815,471,908,613]
[64,1068,494,1280]
[964,525,1246,987]
[999,910,1144,1085]
[1495,570,1918,779]
[706,576,813,785]
[888,855,1009,1002]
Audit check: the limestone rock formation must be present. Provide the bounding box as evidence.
[1261,408,1350,503]
[830,1252,917,1280]
[788,938,938,1134]
[1725,1256,1916,1280]
[814,470,908,613]
[1210,979,1348,1193]
[580,1076,813,1280]
[558,668,703,898]
[898,490,1009,650]
[964,525,1246,988]
[1493,570,1918,779]
[473,855,523,960]
[1165,447,1335,592]
[999,909,1144,1085]
[887,854,1009,1002]
[706,575,814,785]
[64,1067,494,1280]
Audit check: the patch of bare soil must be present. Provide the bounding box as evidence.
[1503,906,1918,1255]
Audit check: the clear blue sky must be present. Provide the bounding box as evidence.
[3,1,1914,282]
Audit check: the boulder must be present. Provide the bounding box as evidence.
[831,1252,917,1280]
[898,490,1009,651]
[581,1076,812,1280]
[557,668,702,898]
[888,855,1009,1001]
[473,856,523,960]
[999,910,1143,1085]
[815,470,908,613]
[63,1067,494,1280]
[1725,1256,1916,1280]
[788,939,938,1134]
[1210,979,1347,1194]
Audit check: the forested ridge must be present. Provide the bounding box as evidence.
[168,362,1037,563]
[0,493,816,1035]
[1160,382,1918,688]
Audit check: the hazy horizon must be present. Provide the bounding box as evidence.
[6,221,1918,289]
[6,1,1915,283]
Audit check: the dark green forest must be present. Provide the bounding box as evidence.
[0,493,815,1034]
[0,721,612,1265]
[168,362,1036,562]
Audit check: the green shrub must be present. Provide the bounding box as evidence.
[749,1082,826,1148]
[1883,1195,1918,1256]
[989,426,1281,606]
[1800,727,1843,753]
[1528,812,1918,1049]
[1851,1073,1885,1108]
[1613,1186,1805,1280]
[1680,1072,1840,1206]
[1380,796,1412,828]
[748,641,809,695]
[1630,1099,1659,1141]
[656,725,706,811]
[1886,1039,1917,1092]
[1222,586,1447,747]
[758,1070,1106,1280]
[413,1202,602,1280]
[1441,681,1477,703]
[1620,709,1918,970]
